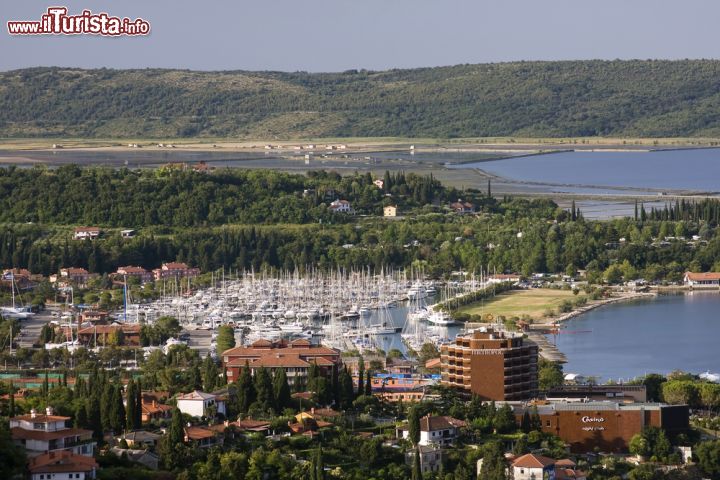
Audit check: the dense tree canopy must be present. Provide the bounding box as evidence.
[6,61,720,138]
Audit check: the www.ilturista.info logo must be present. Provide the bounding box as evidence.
[7,7,150,36]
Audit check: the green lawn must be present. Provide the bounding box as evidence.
[457,288,577,320]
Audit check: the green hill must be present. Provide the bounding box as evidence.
[3,60,720,138]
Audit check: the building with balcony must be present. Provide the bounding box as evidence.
[152,262,201,281]
[440,327,538,401]
[222,338,341,388]
[29,450,98,480]
[10,407,95,457]
[397,415,465,447]
[176,390,226,418]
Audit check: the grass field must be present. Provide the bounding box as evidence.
[457,288,577,320]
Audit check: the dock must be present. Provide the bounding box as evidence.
[527,332,567,363]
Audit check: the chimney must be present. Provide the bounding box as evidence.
[46,406,54,416]
[30,408,37,418]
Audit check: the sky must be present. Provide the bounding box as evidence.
[3,0,720,72]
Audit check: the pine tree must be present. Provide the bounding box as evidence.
[273,368,292,412]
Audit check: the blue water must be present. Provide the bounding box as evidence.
[458,149,720,192]
[552,292,720,381]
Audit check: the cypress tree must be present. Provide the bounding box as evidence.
[135,379,143,428]
[273,368,292,412]
[126,380,137,430]
[202,355,219,392]
[411,446,422,480]
[237,361,254,414]
[338,367,354,409]
[316,445,325,480]
[520,410,531,433]
[331,365,340,407]
[74,399,88,429]
[357,357,364,398]
[364,370,372,396]
[253,366,274,412]
[408,406,421,445]
[86,394,102,440]
[8,382,15,417]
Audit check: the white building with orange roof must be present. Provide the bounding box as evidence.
[10,407,95,457]
[28,450,98,480]
[176,390,226,418]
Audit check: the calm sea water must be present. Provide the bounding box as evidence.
[459,148,720,192]
[552,292,720,382]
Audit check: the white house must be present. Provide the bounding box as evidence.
[10,407,95,457]
[176,390,226,418]
[684,271,720,288]
[73,227,101,240]
[329,199,353,214]
[398,415,465,447]
[29,450,98,480]
[512,454,556,480]
[405,445,443,474]
[384,205,398,217]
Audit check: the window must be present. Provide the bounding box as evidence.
[545,420,551,427]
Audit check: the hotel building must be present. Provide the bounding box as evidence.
[440,328,538,401]
[511,401,689,453]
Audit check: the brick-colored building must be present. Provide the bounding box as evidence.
[77,323,141,347]
[511,401,689,453]
[222,338,341,387]
[440,328,538,401]
[115,266,153,284]
[152,262,200,281]
[58,267,98,287]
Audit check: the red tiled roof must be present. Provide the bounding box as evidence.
[419,415,466,432]
[512,453,556,468]
[11,413,70,423]
[185,426,217,440]
[249,354,311,368]
[117,266,148,274]
[29,451,97,474]
[685,271,720,281]
[235,419,271,431]
[62,267,90,275]
[163,262,189,270]
[77,324,141,335]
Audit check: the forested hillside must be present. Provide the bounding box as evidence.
[3,60,720,138]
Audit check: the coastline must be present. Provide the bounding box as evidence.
[527,290,657,363]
